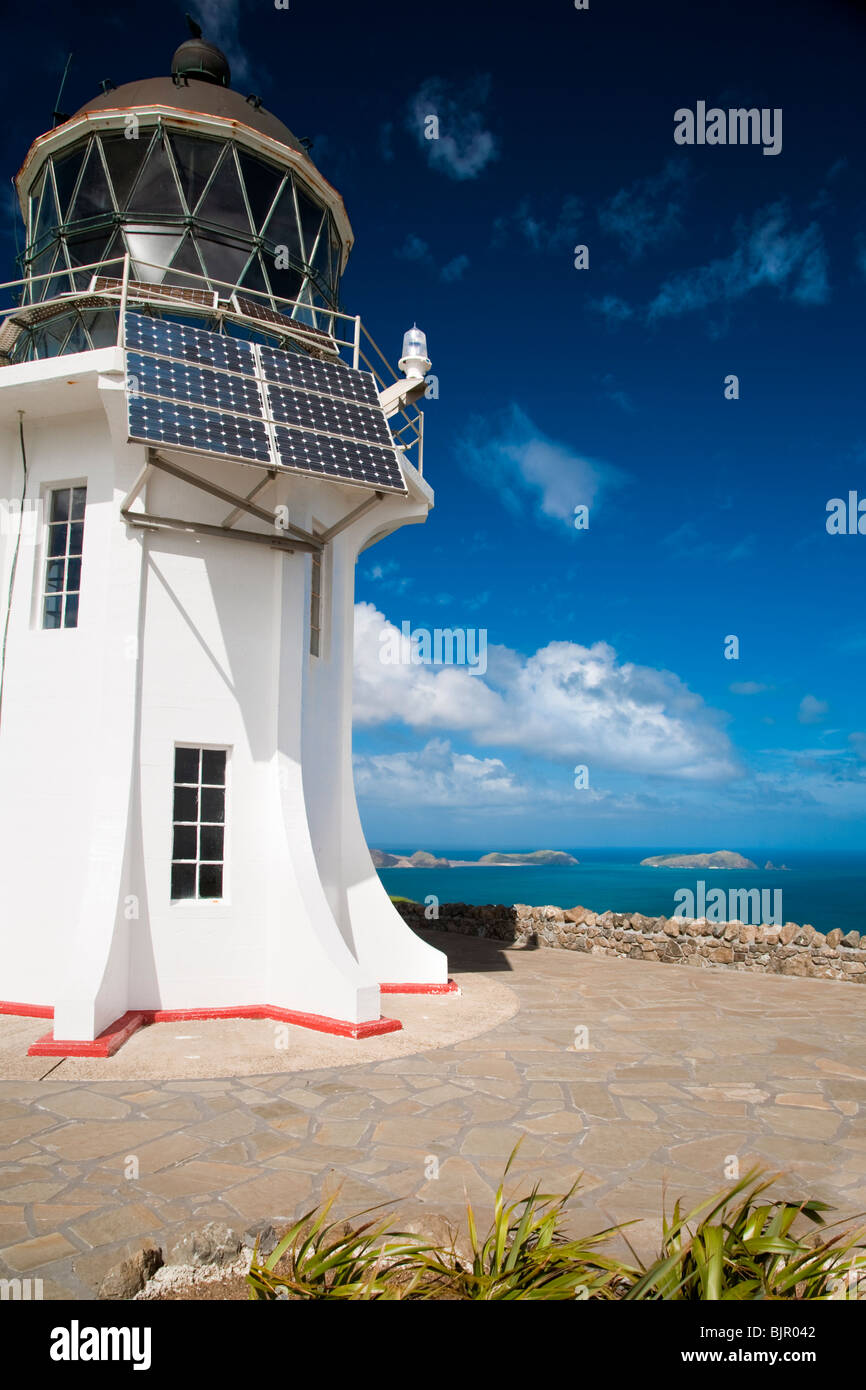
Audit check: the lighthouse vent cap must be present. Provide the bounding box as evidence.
[171,36,231,87]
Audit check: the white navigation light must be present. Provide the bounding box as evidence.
[398,324,431,380]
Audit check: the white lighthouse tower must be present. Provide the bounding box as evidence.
[0,26,449,1055]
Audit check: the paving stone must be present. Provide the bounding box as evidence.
[69,1202,163,1248]
[1,1232,78,1271]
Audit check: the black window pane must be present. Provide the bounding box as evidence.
[201,749,226,785]
[172,824,198,859]
[174,746,200,783]
[198,863,223,898]
[200,787,225,823]
[66,557,81,592]
[43,595,62,628]
[48,524,67,557]
[63,592,80,628]
[45,559,65,593]
[171,862,196,899]
[200,825,224,861]
[69,522,84,555]
[71,487,87,520]
[173,785,198,821]
[50,489,70,522]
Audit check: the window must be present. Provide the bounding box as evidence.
[43,486,86,628]
[171,747,226,900]
[310,546,322,656]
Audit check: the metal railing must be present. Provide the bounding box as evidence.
[0,252,425,474]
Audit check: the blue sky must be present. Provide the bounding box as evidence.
[5,0,866,851]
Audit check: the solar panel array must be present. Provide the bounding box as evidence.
[123,312,405,493]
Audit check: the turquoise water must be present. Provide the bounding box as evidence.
[377,849,866,936]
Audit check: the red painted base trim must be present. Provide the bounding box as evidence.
[146,1005,402,1039]
[28,1010,146,1058]
[0,1000,54,1019]
[380,979,459,995]
[25,1002,402,1057]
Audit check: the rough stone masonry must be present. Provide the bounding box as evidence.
[394,901,865,983]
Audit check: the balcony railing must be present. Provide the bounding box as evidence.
[0,253,425,475]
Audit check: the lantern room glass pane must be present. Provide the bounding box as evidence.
[261,182,302,264]
[127,139,183,216]
[237,151,284,232]
[51,147,86,219]
[100,134,148,210]
[195,234,254,290]
[169,133,223,214]
[296,186,325,264]
[67,143,114,222]
[196,147,252,235]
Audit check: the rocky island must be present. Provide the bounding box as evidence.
[640,850,758,870]
[370,849,579,868]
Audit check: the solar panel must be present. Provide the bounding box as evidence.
[94,277,217,309]
[127,351,263,417]
[265,382,394,448]
[259,344,379,407]
[128,396,271,463]
[125,314,256,376]
[123,311,407,493]
[273,426,405,491]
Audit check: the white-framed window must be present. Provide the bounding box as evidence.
[171,746,227,901]
[42,485,86,629]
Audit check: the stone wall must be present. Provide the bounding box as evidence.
[394,901,866,984]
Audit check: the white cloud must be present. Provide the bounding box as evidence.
[798,694,829,724]
[648,203,829,321]
[196,0,252,85]
[407,77,497,180]
[492,195,583,253]
[598,160,689,259]
[730,682,768,695]
[353,738,524,808]
[354,604,739,783]
[457,404,625,531]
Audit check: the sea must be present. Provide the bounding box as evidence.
[376,848,866,937]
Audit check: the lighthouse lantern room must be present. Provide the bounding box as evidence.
[0,27,448,1052]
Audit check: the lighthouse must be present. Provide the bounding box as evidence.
[0,27,449,1054]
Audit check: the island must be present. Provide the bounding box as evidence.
[640,850,758,870]
[764,860,791,871]
[370,849,579,868]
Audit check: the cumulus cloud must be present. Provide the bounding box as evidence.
[353,738,524,808]
[407,77,497,180]
[457,405,626,531]
[354,604,739,783]
[648,203,829,321]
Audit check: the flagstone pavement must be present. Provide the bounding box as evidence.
[1,927,865,1299]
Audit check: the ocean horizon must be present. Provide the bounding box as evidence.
[375,847,866,936]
